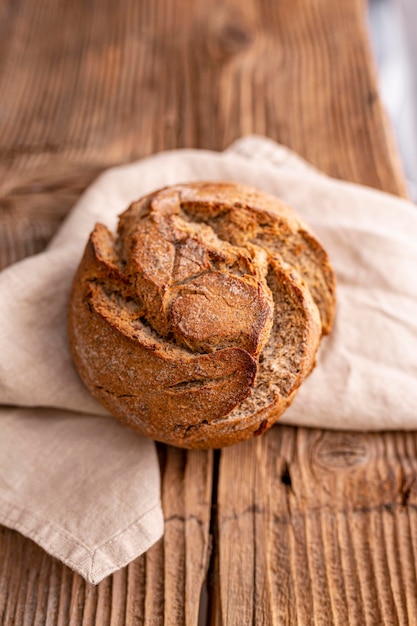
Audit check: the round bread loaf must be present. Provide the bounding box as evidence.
[68,182,336,448]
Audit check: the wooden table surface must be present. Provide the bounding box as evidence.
[0,0,415,624]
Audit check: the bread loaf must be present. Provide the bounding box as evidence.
[68,182,336,448]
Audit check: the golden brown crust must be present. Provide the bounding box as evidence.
[177,181,336,334]
[68,182,335,448]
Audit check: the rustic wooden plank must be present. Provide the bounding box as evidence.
[0,0,411,624]
[161,447,213,625]
[215,430,417,625]
[0,0,406,268]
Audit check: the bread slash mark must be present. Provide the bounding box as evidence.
[166,374,236,393]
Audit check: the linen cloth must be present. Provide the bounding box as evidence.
[1,136,417,583]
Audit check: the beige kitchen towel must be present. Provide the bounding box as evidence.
[1,135,417,583]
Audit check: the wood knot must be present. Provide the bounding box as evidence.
[206,11,254,61]
[217,23,253,55]
[314,433,368,470]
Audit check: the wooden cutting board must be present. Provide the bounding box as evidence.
[0,0,415,624]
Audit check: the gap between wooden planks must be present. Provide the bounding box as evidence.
[0,0,414,624]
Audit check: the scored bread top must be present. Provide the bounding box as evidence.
[68,182,335,448]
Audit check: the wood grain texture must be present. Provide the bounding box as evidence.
[0,0,406,269]
[0,0,412,624]
[214,429,417,625]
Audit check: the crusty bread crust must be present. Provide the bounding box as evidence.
[68,182,335,448]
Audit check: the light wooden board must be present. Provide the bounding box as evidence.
[0,0,413,624]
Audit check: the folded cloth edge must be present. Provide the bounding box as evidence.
[0,493,164,584]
